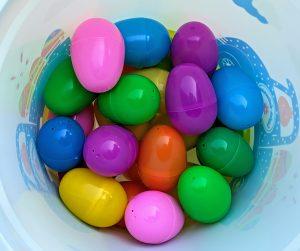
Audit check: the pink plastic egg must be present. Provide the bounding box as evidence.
[72,105,94,136]
[71,18,125,93]
[125,191,184,244]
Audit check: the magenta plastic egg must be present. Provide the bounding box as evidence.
[71,18,125,93]
[72,105,94,136]
[166,63,217,135]
[125,191,184,244]
[83,125,138,177]
[171,21,218,74]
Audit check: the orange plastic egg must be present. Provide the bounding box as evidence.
[126,123,150,141]
[122,65,137,74]
[118,181,147,227]
[42,106,55,125]
[138,125,186,191]
[225,176,233,183]
[124,162,140,181]
[151,113,198,150]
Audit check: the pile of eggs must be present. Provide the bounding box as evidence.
[37,17,263,245]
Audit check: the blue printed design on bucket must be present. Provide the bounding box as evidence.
[217,37,299,228]
[15,29,299,229]
[16,123,50,191]
[232,0,268,24]
[16,29,71,191]
[218,37,299,148]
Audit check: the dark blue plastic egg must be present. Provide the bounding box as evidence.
[211,67,263,130]
[36,116,85,172]
[115,17,171,68]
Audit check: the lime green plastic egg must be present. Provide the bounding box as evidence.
[44,58,96,115]
[196,127,254,177]
[178,165,231,223]
[97,74,160,125]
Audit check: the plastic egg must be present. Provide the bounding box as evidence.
[211,67,264,130]
[93,102,114,126]
[135,68,169,114]
[156,30,175,71]
[121,181,147,201]
[166,63,217,135]
[122,65,136,74]
[93,104,150,140]
[83,125,138,177]
[156,56,172,71]
[171,21,218,74]
[125,123,150,141]
[72,105,94,136]
[71,18,125,93]
[44,58,96,115]
[150,113,198,150]
[138,125,186,191]
[98,74,160,125]
[168,29,176,39]
[118,181,146,227]
[36,117,85,172]
[42,106,55,124]
[115,18,171,68]
[196,127,254,177]
[178,165,232,223]
[42,106,93,136]
[124,162,140,181]
[125,191,184,244]
[59,168,127,227]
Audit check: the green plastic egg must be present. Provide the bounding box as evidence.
[178,165,231,223]
[97,74,160,125]
[44,58,96,115]
[196,127,254,177]
[156,55,173,71]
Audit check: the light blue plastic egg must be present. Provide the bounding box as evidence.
[115,17,171,68]
[211,66,263,130]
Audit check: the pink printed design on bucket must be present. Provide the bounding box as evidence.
[21,142,33,176]
[278,96,293,127]
[10,51,30,92]
[19,57,46,117]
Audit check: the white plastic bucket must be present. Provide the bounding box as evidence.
[1,1,300,250]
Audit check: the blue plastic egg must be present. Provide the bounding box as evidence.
[37,116,85,172]
[211,66,263,130]
[115,18,171,68]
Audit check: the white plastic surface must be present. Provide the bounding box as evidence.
[0,0,300,250]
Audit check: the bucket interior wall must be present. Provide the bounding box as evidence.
[0,1,300,250]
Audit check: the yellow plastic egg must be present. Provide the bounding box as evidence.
[135,68,169,114]
[168,29,175,39]
[59,168,127,227]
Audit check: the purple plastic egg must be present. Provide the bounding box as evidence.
[171,21,218,75]
[166,64,217,135]
[83,125,138,177]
